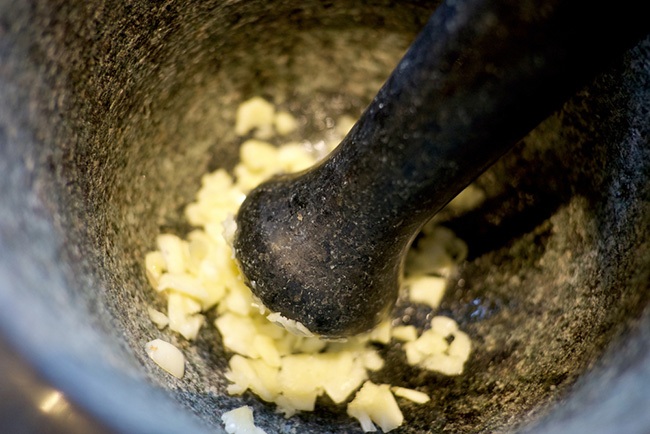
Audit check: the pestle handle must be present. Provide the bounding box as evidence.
[234,0,648,338]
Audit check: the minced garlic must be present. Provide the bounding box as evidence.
[221,406,267,434]
[143,97,473,431]
[348,381,403,433]
[145,339,185,379]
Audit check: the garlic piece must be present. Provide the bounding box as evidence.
[347,381,403,433]
[221,406,267,434]
[391,386,430,404]
[145,339,184,379]
[235,97,275,136]
[147,307,169,330]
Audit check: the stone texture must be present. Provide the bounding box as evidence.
[1,0,649,433]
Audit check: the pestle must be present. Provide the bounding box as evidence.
[234,0,647,338]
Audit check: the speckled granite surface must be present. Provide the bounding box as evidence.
[1,0,650,433]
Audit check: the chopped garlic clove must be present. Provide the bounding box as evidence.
[167,292,204,340]
[403,328,448,366]
[222,213,237,251]
[403,316,471,376]
[391,325,418,342]
[185,234,209,276]
[147,307,169,329]
[220,284,254,317]
[226,355,280,402]
[430,316,459,336]
[157,273,208,300]
[233,164,268,193]
[200,168,234,192]
[145,339,184,379]
[318,352,367,404]
[145,251,166,287]
[156,234,187,274]
[446,184,486,213]
[368,320,392,344]
[448,329,472,360]
[200,280,227,311]
[235,97,275,136]
[274,111,298,135]
[221,406,267,434]
[215,312,260,358]
[405,275,447,309]
[391,386,430,404]
[276,143,314,173]
[174,312,204,341]
[253,124,275,140]
[404,342,426,365]
[360,349,384,371]
[347,381,403,433]
[240,140,278,172]
[278,355,323,406]
[420,353,465,376]
[411,329,448,356]
[276,391,318,413]
[293,336,327,354]
[253,334,282,368]
[266,312,314,337]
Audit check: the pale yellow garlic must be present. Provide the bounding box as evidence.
[156,234,187,274]
[145,251,166,287]
[405,275,447,308]
[347,381,403,433]
[157,273,208,300]
[391,325,418,342]
[274,111,298,135]
[235,97,275,136]
[145,339,184,379]
[147,307,169,330]
[142,98,474,432]
[221,406,267,434]
[391,386,430,404]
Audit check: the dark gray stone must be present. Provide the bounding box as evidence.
[233,0,647,338]
[1,0,650,433]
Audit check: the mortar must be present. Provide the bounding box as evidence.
[1,1,650,433]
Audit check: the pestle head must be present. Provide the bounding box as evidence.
[234,168,409,338]
[233,0,647,338]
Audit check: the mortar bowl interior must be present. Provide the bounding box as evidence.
[1,1,650,433]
